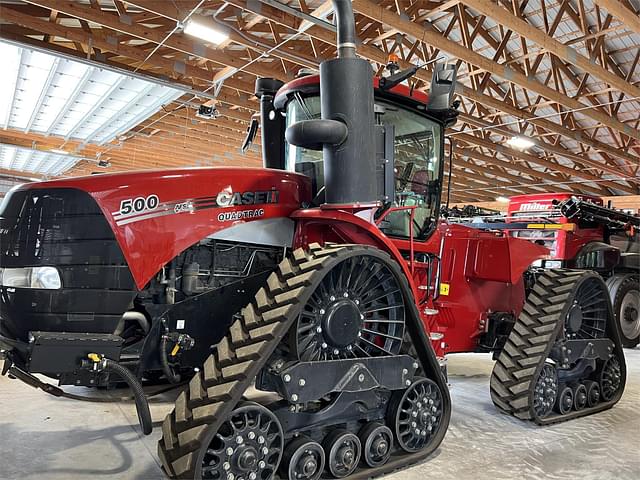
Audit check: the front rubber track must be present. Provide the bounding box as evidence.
[490,269,627,425]
[158,243,450,479]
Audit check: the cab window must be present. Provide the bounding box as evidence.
[285,94,443,239]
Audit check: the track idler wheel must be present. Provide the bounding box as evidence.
[358,422,393,468]
[200,402,284,480]
[281,437,325,480]
[532,363,557,419]
[555,386,574,415]
[600,356,623,401]
[322,429,361,478]
[573,384,588,411]
[584,380,601,407]
[389,377,444,453]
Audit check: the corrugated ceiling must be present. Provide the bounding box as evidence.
[0,40,183,176]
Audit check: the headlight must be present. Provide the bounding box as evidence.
[0,267,62,289]
[544,260,562,269]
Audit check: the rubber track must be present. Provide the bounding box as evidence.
[489,269,626,425]
[158,243,449,479]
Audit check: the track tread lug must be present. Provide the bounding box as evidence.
[171,452,195,477]
[235,341,267,360]
[175,391,191,424]
[192,402,223,422]
[222,360,254,380]
[178,424,208,447]
[206,381,239,400]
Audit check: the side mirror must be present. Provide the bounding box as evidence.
[427,63,457,111]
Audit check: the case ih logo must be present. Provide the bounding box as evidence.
[113,188,280,226]
[215,188,279,207]
[519,202,552,212]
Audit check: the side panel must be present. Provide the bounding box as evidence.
[431,224,548,354]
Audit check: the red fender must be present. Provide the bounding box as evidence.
[291,208,420,300]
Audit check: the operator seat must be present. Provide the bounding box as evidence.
[383,169,431,237]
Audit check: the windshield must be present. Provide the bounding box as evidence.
[285,94,443,239]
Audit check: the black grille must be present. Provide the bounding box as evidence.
[0,187,136,343]
[1,188,127,271]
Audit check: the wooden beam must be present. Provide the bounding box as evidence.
[596,0,640,36]
[458,112,639,181]
[0,167,47,181]
[22,0,285,80]
[455,132,637,194]
[223,0,640,168]
[352,0,640,141]
[467,0,640,107]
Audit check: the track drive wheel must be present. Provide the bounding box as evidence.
[389,377,444,453]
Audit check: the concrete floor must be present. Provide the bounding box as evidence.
[1,349,638,480]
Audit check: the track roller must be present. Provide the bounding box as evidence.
[584,380,600,407]
[322,430,361,478]
[573,384,587,411]
[281,437,324,480]
[358,423,392,468]
[555,386,573,415]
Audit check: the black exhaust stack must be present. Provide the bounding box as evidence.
[286,0,377,205]
[255,78,286,169]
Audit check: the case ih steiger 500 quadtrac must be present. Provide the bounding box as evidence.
[0,2,626,479]
[445,193,640,347]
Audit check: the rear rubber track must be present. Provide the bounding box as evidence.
[490,269,626,425]
[159,243,450,479]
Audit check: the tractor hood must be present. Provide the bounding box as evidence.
[1,167,311,289]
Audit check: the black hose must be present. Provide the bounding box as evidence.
[160,335,182,384]
[103,359,153,435]
[332,0,357,58]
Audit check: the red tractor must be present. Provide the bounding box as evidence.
[445,193,640,347]
[0,3,626,479]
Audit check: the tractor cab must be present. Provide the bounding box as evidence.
[261,62,459,241]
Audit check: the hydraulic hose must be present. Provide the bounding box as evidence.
[332,0,357,58]
[161,334,182,384]
[101,358,153,435]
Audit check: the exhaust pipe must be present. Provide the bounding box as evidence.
[285,0,377,205]
[321,0,377,205]
[333,0,357,58]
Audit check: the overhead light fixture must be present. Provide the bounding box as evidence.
[506,136,535,150]
[49,148,68,155]
[183,18,229,45]
[97,159,111,168]
[496,196,510,203]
